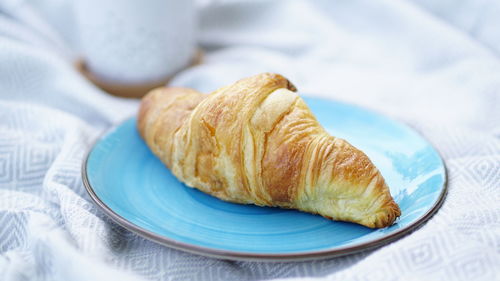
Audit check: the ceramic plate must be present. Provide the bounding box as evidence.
[83,97,446,261]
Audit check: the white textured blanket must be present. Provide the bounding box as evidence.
[0,0,499,280]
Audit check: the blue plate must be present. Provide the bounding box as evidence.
[83,97,446,261]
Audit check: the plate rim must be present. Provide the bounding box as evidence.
[82,98,448,262]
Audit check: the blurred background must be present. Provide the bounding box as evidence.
[0,0,499,280]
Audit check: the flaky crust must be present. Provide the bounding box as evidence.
[138,73,401,228]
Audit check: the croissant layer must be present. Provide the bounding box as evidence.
[138,73,401,228]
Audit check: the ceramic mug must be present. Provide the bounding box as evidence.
[74,0,196,85]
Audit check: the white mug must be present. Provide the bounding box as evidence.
[74,0,196,85]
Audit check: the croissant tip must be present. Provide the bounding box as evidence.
[138,87,203,139]
[370,200,401,228]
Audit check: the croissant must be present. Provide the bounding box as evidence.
[137,73,401,228]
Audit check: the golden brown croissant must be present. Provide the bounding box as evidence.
[138,73,401,228]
